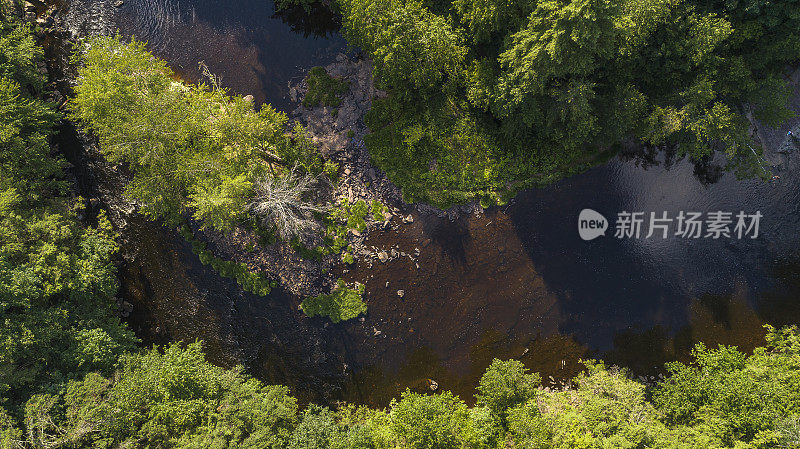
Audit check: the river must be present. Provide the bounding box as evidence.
[65,0,800,406]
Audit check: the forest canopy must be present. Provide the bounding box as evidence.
[0,15,135,420]
[7,2,800,449]
[4,8,800,449]
[70,36,327,239]
[334,0,800,206]
[4,328,800,448]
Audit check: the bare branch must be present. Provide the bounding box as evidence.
[248,169,328,241]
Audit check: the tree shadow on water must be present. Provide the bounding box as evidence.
[273,3,341,38]
[617,144,726,186]
[422,215,472,265]
[758,255,800,326]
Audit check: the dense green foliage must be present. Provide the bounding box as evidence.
[70,37,366,317]
[6,9,800,449]
[0,15,135,422]
[2,343,300,448]
[6,327,800,448]
[303,66,349,108]
[654,325,800,446]
[0,18,62,199]
[338,0,800,205]
[70,36,324,234]
[475,359,539,425]
[301,279,367,322]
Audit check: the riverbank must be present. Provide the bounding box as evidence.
[26,0,354,403]
[45,0,800,409]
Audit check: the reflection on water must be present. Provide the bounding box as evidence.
[273,3,341,38]
[120,215,351,404]
[113,143,800,407]
[760,256,800,325]
[84,0,800,407]
[112,0,346,110]
[336,152,800,406]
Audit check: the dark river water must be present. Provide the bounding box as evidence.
[114,0,346,110]
[70,0,800,406]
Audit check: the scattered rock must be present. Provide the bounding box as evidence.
[36,15,54,27]
[377,251,388,262]
[344,168,351,176]
[243,94,254,102]
[119,300,133,317]
[402,214,414,223]
[367,168,376,180]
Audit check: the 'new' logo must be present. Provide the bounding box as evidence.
[578,209,608,241]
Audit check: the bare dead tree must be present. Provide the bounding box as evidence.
[777,415,800,448]
[248,169,327,241]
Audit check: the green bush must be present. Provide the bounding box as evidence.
[302,66,349,108]
[301,279,366,323]
[476,359,540,424]
[388,390,477,449]
[322,160,340,182]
